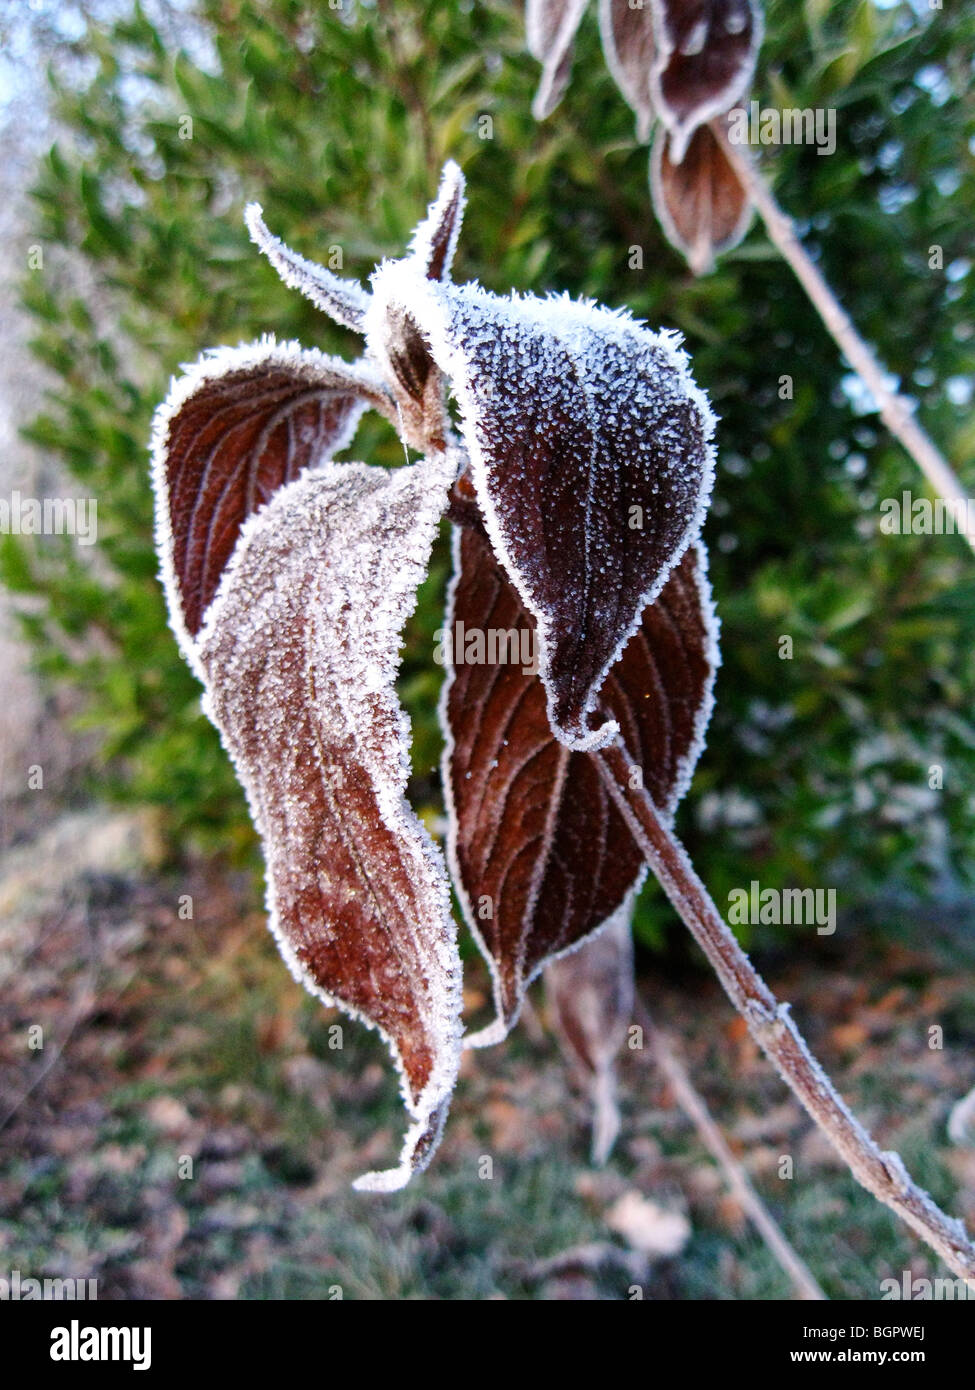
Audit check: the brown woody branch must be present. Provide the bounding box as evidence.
[596,738,975,1283]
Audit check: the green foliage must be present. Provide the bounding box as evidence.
[5,0,974,934]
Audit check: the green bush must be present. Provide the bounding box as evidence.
[5,0,974,940]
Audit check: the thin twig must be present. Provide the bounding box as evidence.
[713,122,973,553]
[596,738,975,1283]
[632,999,826,1300]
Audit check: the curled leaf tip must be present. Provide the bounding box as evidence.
[599,0,659,143]
[526,0,591,120]
[353,1102,450,1192]
[244,200,370,332]
[407,159,467,282]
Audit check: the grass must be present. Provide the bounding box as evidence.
[1,840,974,1300]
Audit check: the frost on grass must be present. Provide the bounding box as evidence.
[525,0,590,120]
[150,337,393,664]
[651,119,753,277]
[441,514,718,1040]
[371,262,716,750]
[598,0,659,143]
[192,454,463,1193]
[649,0,762,163]
[544,904,636,1165]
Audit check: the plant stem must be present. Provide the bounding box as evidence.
[596,738,975,1283]
[713,123,973,554]
[633,1000,827,1300]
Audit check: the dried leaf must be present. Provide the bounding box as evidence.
[442,518,718,1039]
[598,0,658,143]
[650,121,752,275]
[526,0,591,120]
[605,1191,691,1257]
[650,0,762,162]
[244,204,371,332]
[151,337,393,655]
[370,264,716,749]
[545,908,635,1164]
[188,454,463,1192]
[370,298,453,453]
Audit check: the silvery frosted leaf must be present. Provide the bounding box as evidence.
[650,120,752,276]
[151,337,394,661]
[544,907,635,1165]
[405,158,467,283]
[244,203,371,332]
[369,262,716,750]
[441,515,718,1041]
[649,0,761,162]
[598,0,659,143]
[526,0,591,120]
[191,454,462,1192]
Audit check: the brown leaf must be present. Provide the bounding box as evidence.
[598,0,658,143]
[371,267,716,749]
[151,339,393,648]
[545,910,635,1164]
[650,121,752,275]
[526,0,591,119]
[649,0,762,162]
[192,454,463,1191]
[442,519,718,1039]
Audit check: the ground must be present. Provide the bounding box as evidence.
[1,806,974,1301]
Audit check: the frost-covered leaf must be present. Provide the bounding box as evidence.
[598,0,658,143]
[244,203,371,332]
[370,264,716,749]
[526,0,591,120]
[442,517,718,1039]
[545,908,635,1164]
[151,338,393,657]
[193,454,462,1192]
[649,0,762,162]
[405,159,466,283]
[650,121,752,276]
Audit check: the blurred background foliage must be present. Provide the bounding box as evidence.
[3,0,974,949]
